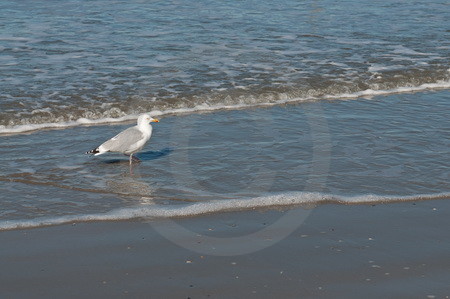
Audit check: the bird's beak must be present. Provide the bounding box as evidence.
[151,119,159,123]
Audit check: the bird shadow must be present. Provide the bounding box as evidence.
[102,147,174,164]
[137,147,174,161]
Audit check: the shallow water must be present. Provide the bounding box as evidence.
[1,0,449,229]
[0,91,449,229]
[0,0,449,132]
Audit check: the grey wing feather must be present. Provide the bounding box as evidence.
[101,127,144,153]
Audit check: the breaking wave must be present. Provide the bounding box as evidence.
[1,76,449,135]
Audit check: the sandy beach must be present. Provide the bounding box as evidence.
[1,199,450,298]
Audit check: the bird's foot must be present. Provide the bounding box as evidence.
[131,155,141,163]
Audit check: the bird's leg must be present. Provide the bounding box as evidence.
[129,160,134,175]
[128,153,141,164]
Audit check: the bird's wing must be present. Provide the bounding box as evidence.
[100,126,144,153]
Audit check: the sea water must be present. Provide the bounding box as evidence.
[0,0,449,230]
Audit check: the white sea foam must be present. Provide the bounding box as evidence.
[1,80,449,135]
[0,192,448,231]
[324,81,450,99]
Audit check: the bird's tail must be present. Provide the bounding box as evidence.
[86,148,100,155]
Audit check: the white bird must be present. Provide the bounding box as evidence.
[86,114,159,164]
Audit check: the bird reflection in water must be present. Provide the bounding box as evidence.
[104,148,173,204]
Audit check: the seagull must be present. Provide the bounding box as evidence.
[86,114,159,164]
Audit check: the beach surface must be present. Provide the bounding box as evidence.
[1,200,450,298]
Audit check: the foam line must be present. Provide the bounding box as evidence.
[1,80,449,135]
[0,192,448,231]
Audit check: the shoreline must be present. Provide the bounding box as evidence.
[1,191,449,232]
[1,199,450,297]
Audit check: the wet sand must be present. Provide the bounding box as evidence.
[1,199,450,298]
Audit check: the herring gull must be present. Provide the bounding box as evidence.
[86,114,159,164]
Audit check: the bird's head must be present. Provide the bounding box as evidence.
[138,114,159,125]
